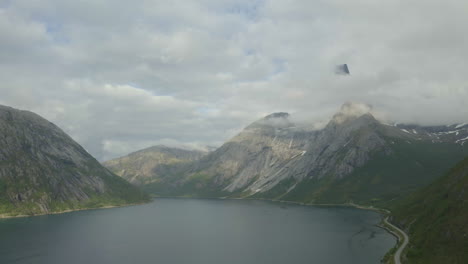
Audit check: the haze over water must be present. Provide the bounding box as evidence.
[0,199,395,264]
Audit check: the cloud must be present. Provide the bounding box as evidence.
[0,0,467,160]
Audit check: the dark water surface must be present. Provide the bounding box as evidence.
[0,198,395,264]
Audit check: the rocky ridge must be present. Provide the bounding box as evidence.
[103,145,206,185]
[114,102,468,205]
[0,105,148,216]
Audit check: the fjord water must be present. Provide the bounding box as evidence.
[0,199,395,264]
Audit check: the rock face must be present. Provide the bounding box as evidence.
[391,156,468,264]
[0,105,148,216]
[128,102,468,205]
[103,145,206,185]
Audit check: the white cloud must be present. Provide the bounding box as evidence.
[0,0,467,160]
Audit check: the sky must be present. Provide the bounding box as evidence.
[1,0,467,161]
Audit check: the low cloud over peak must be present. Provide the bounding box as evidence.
[332,102,372,124]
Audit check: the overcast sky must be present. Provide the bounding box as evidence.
[1,0,467,161]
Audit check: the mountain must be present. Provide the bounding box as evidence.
[0,105,149,217]
[395,122,468,144]
[390,156,468,264]
[103,145,206,185]
[142,102,468,205]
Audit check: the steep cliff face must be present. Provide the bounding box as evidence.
[0,105,148,216]
[391,157,468,264]
[186,112,310,191]
[188,109,389,195]
[138,103,468,204]
[103,145,206,185]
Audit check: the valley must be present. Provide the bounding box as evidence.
[103,102,468,263]
[1,102,466,264]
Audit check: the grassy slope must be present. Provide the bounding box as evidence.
[142,172,231,198]
[390,156,468,264]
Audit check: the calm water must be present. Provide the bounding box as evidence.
[0,199,395,264]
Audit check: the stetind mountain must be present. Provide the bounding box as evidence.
[0,105,148,217]
[127,102,468,205]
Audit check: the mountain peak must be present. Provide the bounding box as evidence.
[331,102,373,124]
[244,112,293,132]
[264,112,289,120]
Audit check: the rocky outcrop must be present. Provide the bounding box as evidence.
[0,105,148,216]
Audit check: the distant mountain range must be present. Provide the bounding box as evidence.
[0,105,149,217]
[103,145,206,185]
[105,102,468,206]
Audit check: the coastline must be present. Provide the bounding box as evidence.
[154,195,390,213]
[382,217,409,264]
[0,201,150,220]
[1,195,408,263]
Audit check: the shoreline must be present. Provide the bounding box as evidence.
[0,201,150,220]
[1,196,408,262]
[382,217,409,264]
[154,195,391,213]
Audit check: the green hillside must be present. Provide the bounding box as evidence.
[254,139,468,206]
[391,156,468,263]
